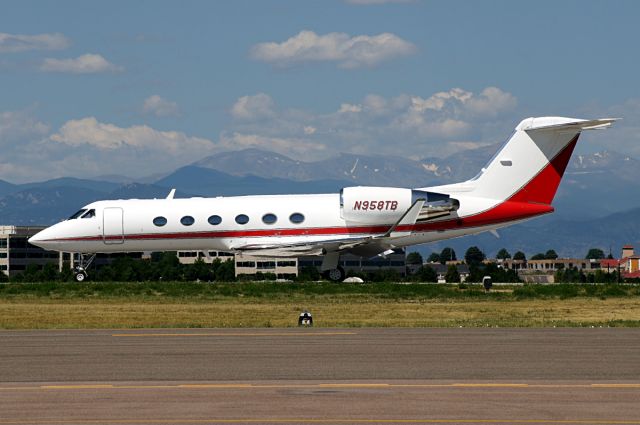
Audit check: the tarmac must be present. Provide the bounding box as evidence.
[1,328,639,424]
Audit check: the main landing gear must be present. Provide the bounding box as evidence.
[323,266,345,282]
[321,252,345,282]
[73,253,96,282]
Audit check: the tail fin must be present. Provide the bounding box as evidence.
[469,117,617,204]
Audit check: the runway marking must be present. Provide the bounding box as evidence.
[1,418,640,424]
[452,383,529,388]
[110,331,357,337]
[2,383,640,391]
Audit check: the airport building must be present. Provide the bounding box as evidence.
[299,249,407,277]
[233,249,407,279]
[234,254,299,279]
[0,226,61,277]
[176,250,234,264]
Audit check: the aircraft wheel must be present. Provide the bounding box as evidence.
[324,266,345,282]
[75,271,87,282]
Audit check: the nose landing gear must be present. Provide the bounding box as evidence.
[73,253,96,282]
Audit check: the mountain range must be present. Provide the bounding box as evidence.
[1,145,638,257]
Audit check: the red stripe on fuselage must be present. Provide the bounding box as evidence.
[45,202,553,243]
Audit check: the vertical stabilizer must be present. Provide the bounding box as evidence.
[467,117,616,204]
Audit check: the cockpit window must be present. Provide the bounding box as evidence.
[81,209,95,219]
[68,209,87,220]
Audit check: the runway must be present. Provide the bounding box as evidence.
[1,328,639,424]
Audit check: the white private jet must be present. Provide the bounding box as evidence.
[29,116,616,282]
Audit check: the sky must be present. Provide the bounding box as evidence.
[1,0,639,183]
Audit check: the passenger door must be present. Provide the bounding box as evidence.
[103,207,124,244]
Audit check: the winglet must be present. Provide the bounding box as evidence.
[166,188,176,200]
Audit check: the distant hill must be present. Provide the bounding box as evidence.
[0,179,16,198]
[0,186,105,225]
[0,168,351,225]
[1,146,638,257]
[17,177,120,194]
[156,165,350,197]
[195,148,443,188]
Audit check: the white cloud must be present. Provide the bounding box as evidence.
[250,30,416,69]
[465,87,518,117]
[226,87,518,160]
[0,32,70,53]
[49,117,212,153]
[5,117,218,181]
[142,95,179,117]
[338,103,362,113]
[0,109,50,146]
[230,93,275,119]
[40,54,122,74]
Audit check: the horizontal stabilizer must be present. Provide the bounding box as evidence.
[518,117,619,132]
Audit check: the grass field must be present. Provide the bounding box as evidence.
[1,282,639,329]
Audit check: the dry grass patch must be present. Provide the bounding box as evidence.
[2,298,640,329]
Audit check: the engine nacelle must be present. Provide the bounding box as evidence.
[340,186,457,224]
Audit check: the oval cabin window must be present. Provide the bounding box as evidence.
[180,216,195,226]
[153,216,167,227]
[289,213,305,224]
[235,214,249,225]
[208,215,222,225]
[262,213,277,225]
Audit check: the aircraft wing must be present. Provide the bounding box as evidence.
[234,199,426,258]
[232,236,386,258]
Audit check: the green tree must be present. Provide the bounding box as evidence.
[439,247,457,264]
[496,248,511,260]
[513,251,526,261]
[545,249,558,260]
[369,268,401,282]
[40,263,59,281]
[406,252,424,265]
[184,258,214,281]
[111,256,138,281]
[464,246,486,266]
[20,264,43,282]
[444,264,460,283]
[298,265,321,281]
[0,270,7,283]
[214,259,236,281]
[531,253,546,260]
[412,265,438,282]
[585,248,605,260]
[156,252,182,281]
[427,252,441,263]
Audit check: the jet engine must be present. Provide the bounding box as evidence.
[340,186,458,224]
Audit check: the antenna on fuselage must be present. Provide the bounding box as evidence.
[166,188,176,200]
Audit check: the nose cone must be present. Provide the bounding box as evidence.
[28,228,56,250]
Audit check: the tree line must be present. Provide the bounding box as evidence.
[409,246,614,265]
[0,246,622,284]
